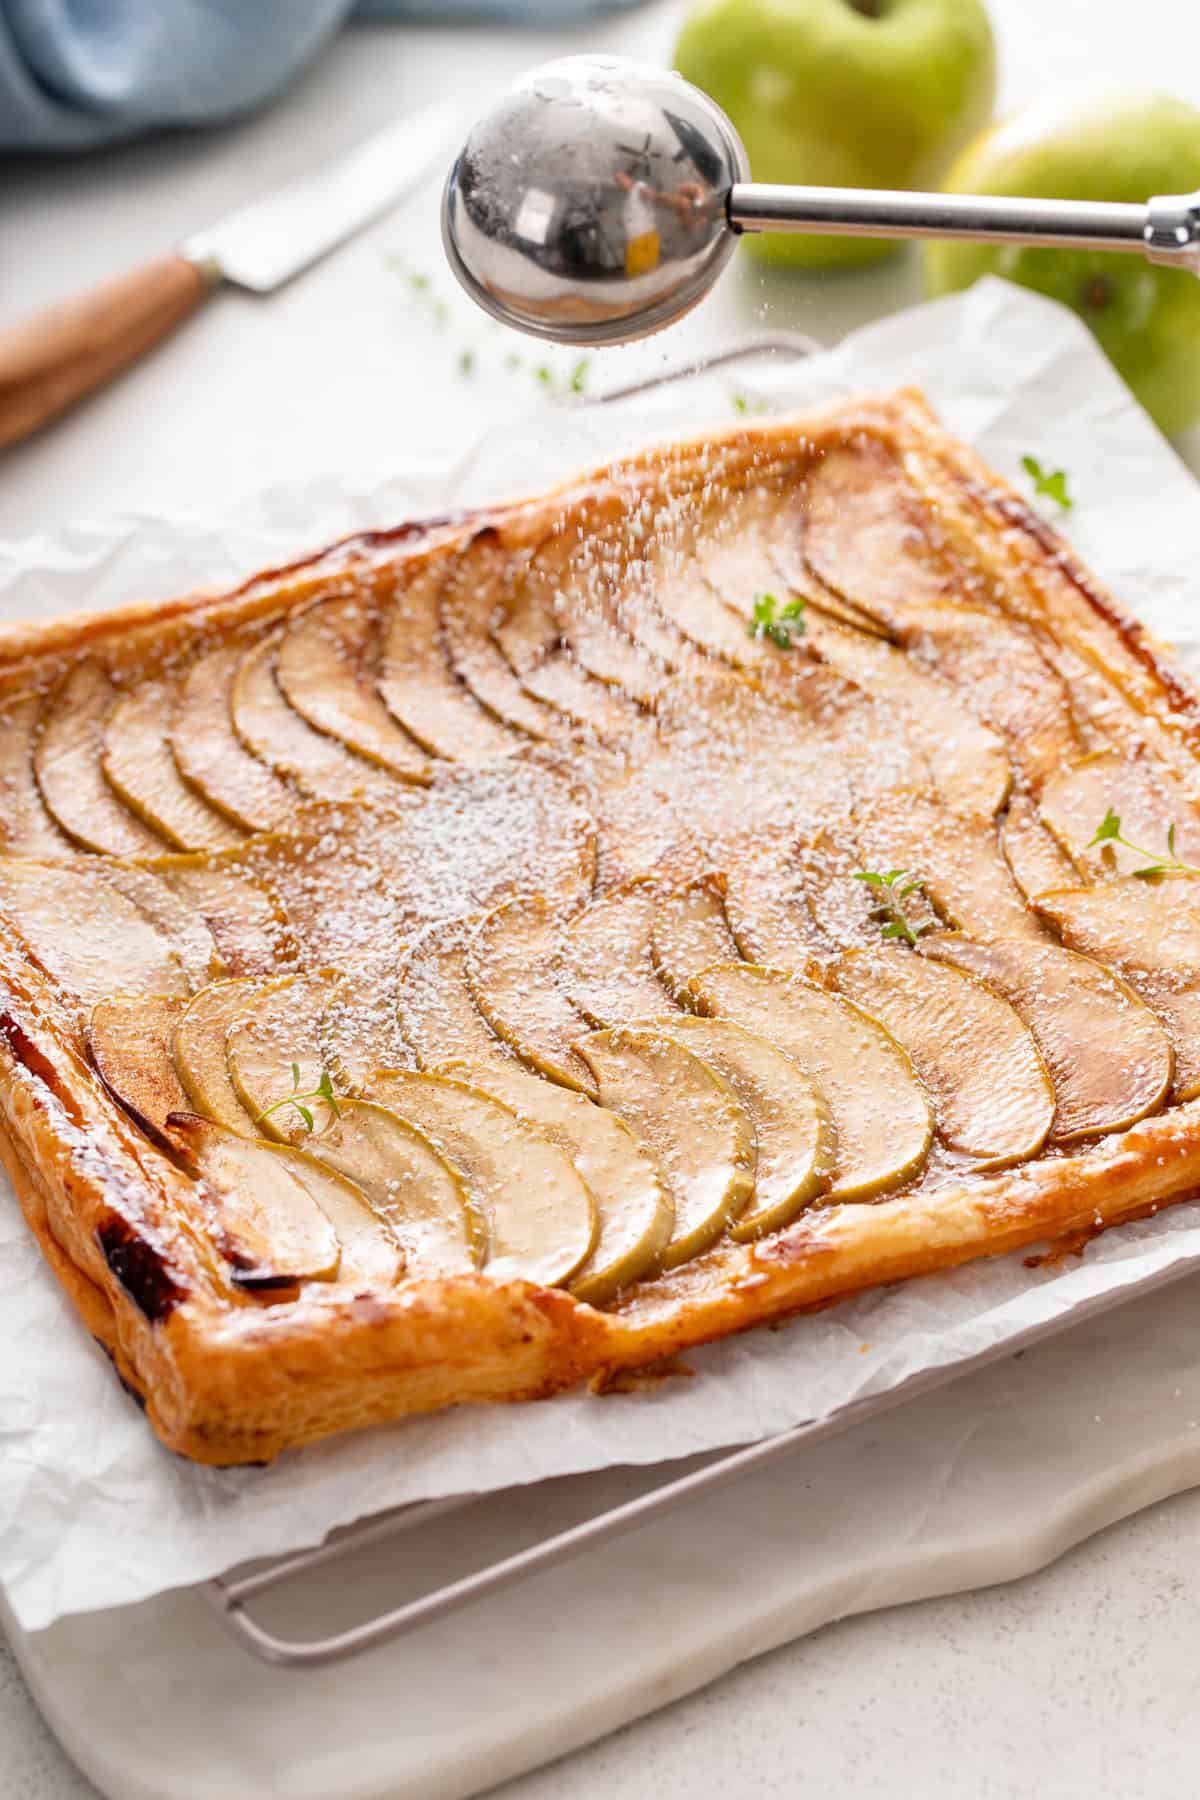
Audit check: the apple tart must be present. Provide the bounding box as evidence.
[6,388,1200,1465]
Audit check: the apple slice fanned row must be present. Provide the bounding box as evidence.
[650,878,740,1003]
[438,534,571,743]
[34,661,166,857]
[172,1110,404,1291]
[1034,877,1200,1101]
[0,855,190,1025]
[276,592,432,780]
[445,1057,673,1304]
[148,850,296,979]
[364,1070,597,1286]
[468,896,596,1094]
[624,1015,836,1241]
[232,632,399,806]
[688,963,934,1201]
[101,679,246,851]
[563,884,677,1028]
[921,933,1173,1142]
[854,792,1043,942]
[828,947,1054,1167]
[1000,791,1080,903]
[378,561,519,764]
[393,918,515,1076]
[172,642,296,833]
[0,694,82,856]
[574,1026,755,1270]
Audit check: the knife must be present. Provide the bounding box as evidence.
[0,101,459,453]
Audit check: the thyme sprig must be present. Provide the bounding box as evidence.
[1022,453,1073,512]
[1089,809,1200,879]
[747,591,806,649]
[852,868,931,946]
[254,1064,342,1135]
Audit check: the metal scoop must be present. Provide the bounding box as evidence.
[442,53,1200,347]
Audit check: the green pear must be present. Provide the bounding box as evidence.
[925,91,1200,436]
[674,0,995,270]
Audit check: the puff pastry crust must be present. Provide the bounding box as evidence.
[5,388,1200,1466]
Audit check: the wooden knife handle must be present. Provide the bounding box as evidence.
[0,254,212,452]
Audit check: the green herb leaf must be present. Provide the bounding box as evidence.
[1086,810,1200,879]
[458,349,475,377]
[535,364,555,389]
[569,357,590,395]
[1022,453,1073,512]
[746,591,805,649]
[852,867,930,947]
[253,1066,343,1135]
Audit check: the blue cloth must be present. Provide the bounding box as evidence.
[0,0,631,151]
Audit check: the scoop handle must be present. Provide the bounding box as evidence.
[0,254,215,453]
[727,186,1197,266]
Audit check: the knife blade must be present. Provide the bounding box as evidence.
[182,101,459,293]
[0,101,461,452]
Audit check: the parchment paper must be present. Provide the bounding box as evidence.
[5,278,1200,1635]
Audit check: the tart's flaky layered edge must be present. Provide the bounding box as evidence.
[3,386,1200,1466]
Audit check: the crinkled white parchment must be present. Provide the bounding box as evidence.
[6,278,1200,1634]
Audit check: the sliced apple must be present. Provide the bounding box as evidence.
[101,679,245,851]
[1000,791,1080,903]
[232,632,399,805]
[830,947,1054,1166]
[922,932,1173,1143]
[394,920,515,1073]
[0,693,75,855]
[854,792,1043,942]
[1039,749,1200,880]
[560,564,669,707]
[439,535,572,742]
[168,1112,340,1288]
[911,608,1081,791]
[226,973,340,1144]
[574,1025,754,1269]
[723,851,825,973]
[379,562,517,763]
[650,878,740,1002]
[321,968,416,1091]
[152,851,295,978]
[275,594,431,781]
[688,962,933,1201]
[445,1056,673,1304]
[89,994,189,1150]
[365,1070,596,1286]
[172,642,295,832]
[0,857,187,1018]
[172,978,259,1132]
[309,1097,483,1276]
[270,1144,403,1287]
[102,864,222,990]
[636,1014,835,1240]
[798,439,954,631]
[1035,878,1200,1099]
[467,897,596,1093]
[801,611,1011,819]
[525,510,668,707]
[34,661,163,856]
[563,885,675,1028]
[493,552,644,744]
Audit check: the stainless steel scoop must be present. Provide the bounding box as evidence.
[442,53,1200,346]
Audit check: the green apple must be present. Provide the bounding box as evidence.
[925,91,1200,437]
[674,0,996,270]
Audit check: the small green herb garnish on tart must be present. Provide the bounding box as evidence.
[852,868,932,946]
[747,592,805,649]
[253,1064,342,1135]
[1021,453,1073,512]
[1089,809,1200,879]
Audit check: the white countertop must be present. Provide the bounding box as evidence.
[4,1,1200,1794]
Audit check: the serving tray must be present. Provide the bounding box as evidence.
[8,1261,1200,1800]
